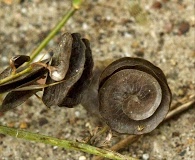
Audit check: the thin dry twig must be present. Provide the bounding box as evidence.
[93,95,195,160]
[165,99,194,120]
[170,94,195,110]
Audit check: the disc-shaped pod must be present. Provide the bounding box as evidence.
[98,57,172,135]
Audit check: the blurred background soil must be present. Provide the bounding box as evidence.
[0,0,194,160]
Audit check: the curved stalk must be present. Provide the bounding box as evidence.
[0,125,137,160]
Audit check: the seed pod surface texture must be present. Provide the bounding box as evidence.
[98,57,172,135]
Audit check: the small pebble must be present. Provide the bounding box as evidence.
[7,122,15,128]
[164,22,174,33]
[53,146,58,150]
[0,133,6,138]
[2,0,12,5]
[131,41,140,48]
[177,89,184,96]
[172,132,180,137]
[82,23,89,30]
[20,122,28,129]
[161,135,166,140]
[79,156,86,160]
[1,56,8,63]
[170,59,177,66]
[142,153,149,160]
[0,112,4,116]
[38,117,49,126]
[179,150,186,156]
[21,8,27,14]
[25,99,33,106]
[75,111,80,117]
[189,16,195,26]
[152,1,162,9]
[178,22,190,35]
[134,50,144,57]
[36,157,43,160]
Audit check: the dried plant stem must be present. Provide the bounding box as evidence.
[110,135,140,152]
[170,94,195,110]
[0,125,137,160]
[0,66,32,85]
[29,0,84,63]
[165,99,194,120]
[90,126,110,144]
[0,1,81,86]
[93,96,195,160]
[28,7,76,63]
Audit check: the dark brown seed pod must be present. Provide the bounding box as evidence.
[98,57,172,135]
[0,89,39,112]
[0,58,50,112]
[0,55,30,80]
[0,58,50,94]
[10,55,30,68]
[49,32,73,81]
[0,33,93,112]
[42,33,94,107]
[59,38,94,107]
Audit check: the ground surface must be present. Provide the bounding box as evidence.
[0,0,194,160]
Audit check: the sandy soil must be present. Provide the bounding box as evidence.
[0,0,194,160]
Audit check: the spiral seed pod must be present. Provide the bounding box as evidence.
[98,57,172,135]
[42,33,94,107]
